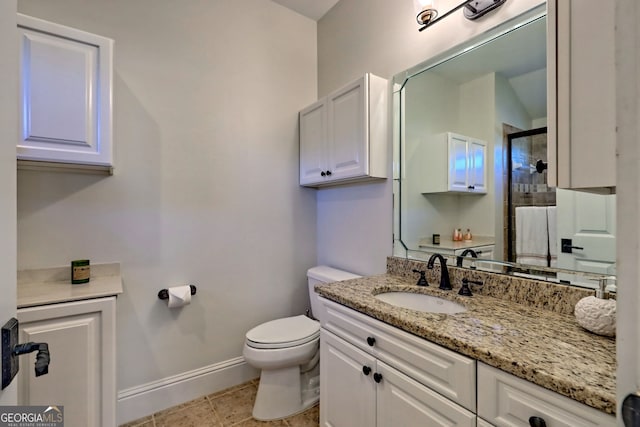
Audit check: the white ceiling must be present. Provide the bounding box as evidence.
[429,17,547,120]
[270,0,340,21]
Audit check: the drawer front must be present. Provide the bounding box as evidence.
[320,297,476,411]
[477,363,615,427]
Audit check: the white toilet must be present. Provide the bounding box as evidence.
[243,265,360,421]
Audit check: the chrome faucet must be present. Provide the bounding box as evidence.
[427,253,452,290]
[456,248,478,267]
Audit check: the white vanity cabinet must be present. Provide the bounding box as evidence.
[547,0,615,190]
[17,14,113,169]
[319,297,476,427]
[299,73,388,187]
[17,297,116,427]
[422,132,487,194]
[477,363,616,427]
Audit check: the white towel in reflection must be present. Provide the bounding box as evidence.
[515,206,549,266]
[547,206,558,267]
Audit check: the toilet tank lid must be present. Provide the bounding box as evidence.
[307,265,361,283]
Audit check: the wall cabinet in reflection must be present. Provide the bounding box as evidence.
[299,73,388,188]
[422,132,487,194]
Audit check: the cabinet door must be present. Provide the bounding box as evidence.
[327,76,368,181]
[467,139,487,193]
[17,14,113,166]
[17,298,116,427]
[477,363,615,427]
[478,418,495,427]
[320,330,376,427]
[300,99,328,185]
[448,133,470,192]
[549,0,615,189]
[376,361,476,427]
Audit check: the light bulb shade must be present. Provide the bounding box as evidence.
[413,0,438,25]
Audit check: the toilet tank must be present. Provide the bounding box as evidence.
[307,266,360,324]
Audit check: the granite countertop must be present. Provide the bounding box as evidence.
[18,263,123,308]
[315,273,616,415]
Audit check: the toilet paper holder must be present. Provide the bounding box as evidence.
[158,285,197,300]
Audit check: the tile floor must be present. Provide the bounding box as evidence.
[119,379,319,427]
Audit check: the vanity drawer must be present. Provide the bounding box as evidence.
[319,297,476,412]
[477,363,615,427]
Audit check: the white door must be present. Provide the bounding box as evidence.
[556,189,616,286]
[376,361,476,427]
[299,99,327,185]
[617,0,640,423]
[448,133,469,192]
[320,330,376,427]
[467,139,487,193]
[327,76,368,181]
[0,0,18,406]
[17,298,116,427]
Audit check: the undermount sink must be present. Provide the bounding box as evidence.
[374,292,467,314]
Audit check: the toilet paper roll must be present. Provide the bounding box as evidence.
[167,285,192,308]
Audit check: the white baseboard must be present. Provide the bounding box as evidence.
[117,357,259,425]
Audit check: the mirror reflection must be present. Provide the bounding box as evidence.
[393,14,616,288]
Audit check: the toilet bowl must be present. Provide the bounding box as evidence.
[243,266,360,421]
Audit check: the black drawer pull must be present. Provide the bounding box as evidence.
[366,336,376,346]
[529,416,547,427]
[373,373,383,383]
[362,366,371,376]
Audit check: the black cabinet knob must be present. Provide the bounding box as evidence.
[373,372,383,383]
[366,336,376,346]
[362,366,371,376]
[468,185,475,190]
[320,171,326,177]
[326,170,332,176]
[529,416,547,427]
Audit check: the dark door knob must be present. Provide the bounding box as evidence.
[468,185,475,190]
[320,171,326,177]
[326,170,332,176]
[362,366,371,376]
[373,373,383,383]
[366,336,376,346]
[623,393,640,426]
[529,416,547,427]
[561,238,584,253]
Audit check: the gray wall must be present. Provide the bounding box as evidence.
[316,0,545,275]
[16,0,318,391]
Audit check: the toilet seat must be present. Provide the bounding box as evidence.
[246,315,320,349]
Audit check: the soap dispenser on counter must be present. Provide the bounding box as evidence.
[574,276,616,337]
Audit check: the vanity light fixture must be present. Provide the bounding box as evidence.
[415,0,508,32]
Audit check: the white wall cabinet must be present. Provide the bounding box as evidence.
[299,73,387,187]
[547,0,615,191]
[422,132,487,194]
[319,297,476,426]
[17,14,113,168]
[17,297,116,427]
[477,363,615,427]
